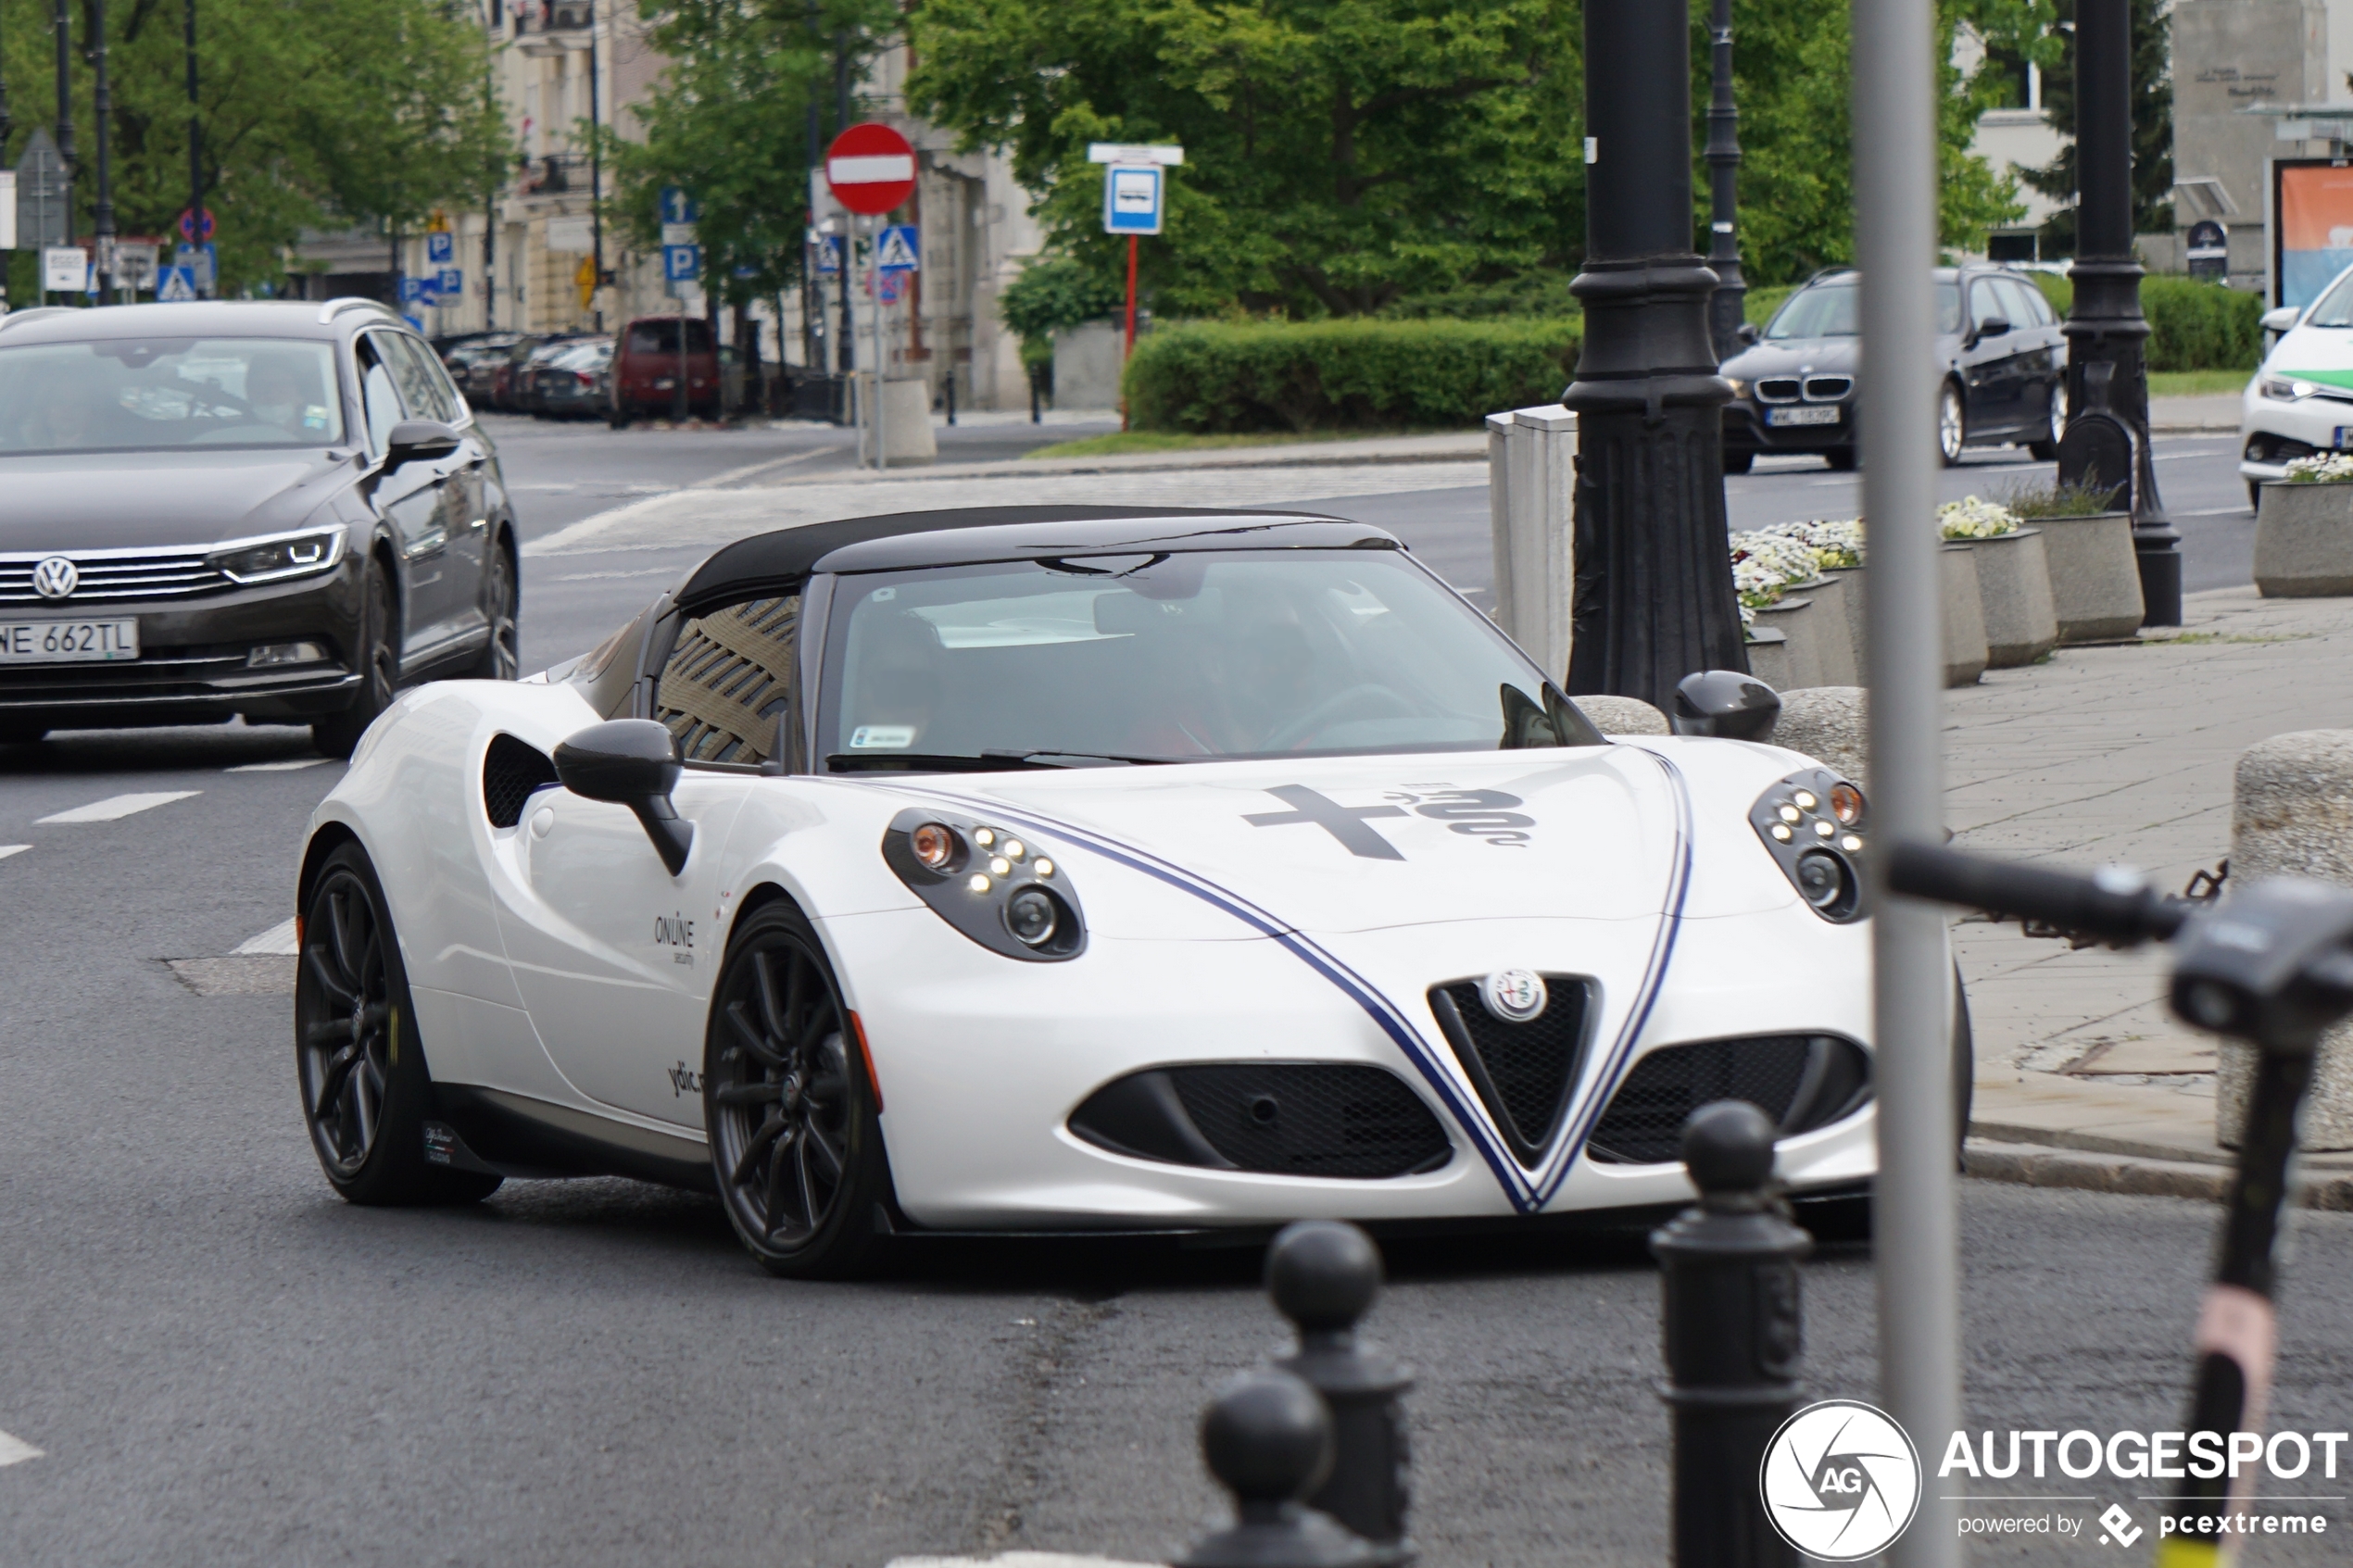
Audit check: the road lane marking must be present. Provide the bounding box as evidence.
[234,917,300,956]
[690,447,830,489]
[37,791,201,824]
[2172,505,2250,517]
[0,846,26,862]
[554,567,678,582]
[0,1429,41,1467]
[226,759,330,772]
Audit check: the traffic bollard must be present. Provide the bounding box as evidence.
[1650,1099,1812,1568]
[1174,1370,1381,1568]
[1265,1221,1413,1563]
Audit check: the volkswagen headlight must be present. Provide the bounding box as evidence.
[1751,768,1868,923]
[210,525,347,585]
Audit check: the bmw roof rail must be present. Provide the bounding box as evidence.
[0,307,76,332]
[317,296,396,325]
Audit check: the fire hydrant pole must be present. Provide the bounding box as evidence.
[1651,1102,1809,1568]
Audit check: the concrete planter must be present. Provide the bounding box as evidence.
[1751,585,1833,691]
[1743,624,1793,691]
[856,376,938,467]
[2034,512,2145,642]
[1821,565,1868,678]
[2221,730,2353,1149]
[1773,686,1868,786]
[1951,528,2057,668]
[2255,480,2353,597]
[1939,546,1990,687]
[1793,571,1861,686]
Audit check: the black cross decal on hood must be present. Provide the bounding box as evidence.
[1241,784,1408,859]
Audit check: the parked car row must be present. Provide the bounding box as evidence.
[434,332,603,416]
[434,318,742,423]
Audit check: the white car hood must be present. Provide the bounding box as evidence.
[2265,323,2353,389]
[875,745,1686,935]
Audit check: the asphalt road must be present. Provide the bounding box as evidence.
[1,416,2332,1567]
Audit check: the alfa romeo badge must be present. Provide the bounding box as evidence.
[1480,968,1547,1022]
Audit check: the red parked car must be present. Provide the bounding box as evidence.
[609,315,720,426]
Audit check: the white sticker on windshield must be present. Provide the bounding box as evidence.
[849,725,916,750]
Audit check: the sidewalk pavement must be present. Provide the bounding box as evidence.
[2147,391,2242,433]
[1947,584,2353,1205]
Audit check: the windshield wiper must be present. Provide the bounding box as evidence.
[984,748,1178,767]
[825,752,1062,773]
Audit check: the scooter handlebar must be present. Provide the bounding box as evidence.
[1886,840,2189,947]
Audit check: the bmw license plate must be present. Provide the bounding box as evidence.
[0,618,139,662]
[1767,405,1842,427]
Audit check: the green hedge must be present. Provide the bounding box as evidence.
[1123,319,1580,433]
[2029,273,2264,371]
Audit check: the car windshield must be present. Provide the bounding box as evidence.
[817,548,1603,771]
[0,336,345,455]
[2308,270,2353,328]
[1765,280,1962,338]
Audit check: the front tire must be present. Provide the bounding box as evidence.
[704,902,893,1279]
[296,844,501,1206]
[1937,381,1968,467]
[467,539,520,681]
[313,569,396,759]
[2028,385,2065,461]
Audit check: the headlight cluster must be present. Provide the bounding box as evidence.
[2262,377,2317,402]
[1725,377,1750,399]
[882,807,1085,961]
[210,525,346,585]
[1751,769,1868,923]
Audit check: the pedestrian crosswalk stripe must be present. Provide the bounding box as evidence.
[0,846,26,862]
[234,917,300,956]
[36,790,201,823]
[226,759,330,772]
[0,1429,42,1467]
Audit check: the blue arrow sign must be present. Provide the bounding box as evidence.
[659,187,700,226]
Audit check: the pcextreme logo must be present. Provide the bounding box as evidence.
[1760,1399,1925,1561]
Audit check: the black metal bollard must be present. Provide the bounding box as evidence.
[1175,1370,1381,1568]
[1650,1100,1812,1568]
[1265,1221,1413,1563]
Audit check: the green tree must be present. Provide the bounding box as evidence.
[908,0,1588,319]
[1995,0,2175,250]
[593,0,899,306]
[0,0,510,295]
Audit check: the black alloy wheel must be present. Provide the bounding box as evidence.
[296,844,501,1205]
[1937,381,1968,468]
[2028,385,2065,461]
[313,570,397,759]
[704,902,893,1278]
[469,542,520,681]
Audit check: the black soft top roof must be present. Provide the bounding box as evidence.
[673,505,1373,609]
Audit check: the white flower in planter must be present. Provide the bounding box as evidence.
[2284,452,2353,483]
[1936,495,2021,539]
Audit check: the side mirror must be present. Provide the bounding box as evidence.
[1672,670,1782,742]
[1969,317,2011,347]
[553,718,695,875]
[384,419,461,470]
[2261,305,2300,333]
[1736,322,1762,346]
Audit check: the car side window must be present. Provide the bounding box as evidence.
[655,595,799,767]
[1969,278,2007,330]
[383,333,459,424]
[355,334,407,457]
[1998,276,2053,329]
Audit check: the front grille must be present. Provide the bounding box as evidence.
[482,734,560,828]
[1804,376,1854,401]
[1428,976,1592,1164]
[1586,1034,1871,1164]
[1755,378,1803,403]
[1067,1064,1452,1179]
[0,549,230,604]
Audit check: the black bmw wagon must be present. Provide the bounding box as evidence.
[0,298,520,756]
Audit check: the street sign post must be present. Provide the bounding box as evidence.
[427,232,455,266]
[175,243,215,291]
[662,245,701,286]
[157,266,197,302]
[575,255,598,309]
[874,224,919,273]
[659,187,700,227]
[117,242,160,294]
[0,173,14,255]
[823,125,918,471]
[437,267,463,299]
[399,275,426,307]
[19,132,71,299]
[1089,143,1183,424]
[175,206,214,244]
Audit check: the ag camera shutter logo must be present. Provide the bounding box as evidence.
[1759,1399,1923,1560]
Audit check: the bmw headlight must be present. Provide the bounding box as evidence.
[1751,768,1868,923]
[882,807,1085,961]
[210,524,347,585]
[1726,377,1750,399]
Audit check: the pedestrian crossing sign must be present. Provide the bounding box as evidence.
[875,224,919,273]
[157,266,198,302]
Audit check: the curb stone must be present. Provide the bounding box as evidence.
[1964,1138,2353,1210]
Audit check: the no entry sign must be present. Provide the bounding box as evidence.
[824,123,916,217]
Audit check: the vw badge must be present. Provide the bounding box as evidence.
[31,557,78,600]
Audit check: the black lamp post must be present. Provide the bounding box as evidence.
[1704,0,1745,360]
[1563,0,1747,712]
[89,0,116,303]
[185,0,202,295]
[2056,0,2180,624]
[53,0,74,197]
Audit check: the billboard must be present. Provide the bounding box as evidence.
[2274,158,2353,308]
